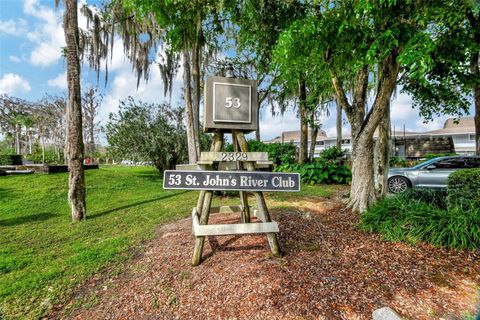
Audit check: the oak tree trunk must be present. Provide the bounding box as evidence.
[298,79,308,164]
[64,0,86,222]
[467,13,480,156]
[309,126,319,162]
[471,51,480,155]
[41,136,45,164]
[183,50,199,163]
[374,101,391,197]
[15,123,20,154]
[350,135,376,213]
[308,110,319,161]
[191,44,201,155]
[475,83,480,156]
[332,51,399,212]
[88,124,95,159]
[336,98,342,149]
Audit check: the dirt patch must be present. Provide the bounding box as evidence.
[54,192,480,320]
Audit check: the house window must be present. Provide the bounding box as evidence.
[341,139,351,145]
[469,134,476,141]
[316,141,324,146]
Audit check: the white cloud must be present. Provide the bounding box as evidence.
[391,91,415,121]
[0,73,31,95]
[415,118,444,131]
[48,71,67,89]
[23,0,65,67]
[9,55,21,63]
[0,18,28,35]
[259,109,300,141]
[29,42,63,66]
[107,39,130,72]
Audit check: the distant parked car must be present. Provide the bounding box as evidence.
[387,156,480,194]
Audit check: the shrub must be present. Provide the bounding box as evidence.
[318,146,345,163]
[274,160,351,184]
[0,154,22,165]
[402,188,447,210]
[26,145,63,164]
[423,152,456,160]
[267,142,296,166]
[360,191,480,250]
[389,156,407,167]
[447,168,480,210]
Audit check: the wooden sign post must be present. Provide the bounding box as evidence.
[163,73,300,266]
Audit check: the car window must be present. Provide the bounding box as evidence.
[433,158,467,169]
[413,158,438,169]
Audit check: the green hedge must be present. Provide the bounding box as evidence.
[274,160,351,184]
[447,168,480,210]
[0,154,22,165]
[423,152,456,159]
[360,188,480,250]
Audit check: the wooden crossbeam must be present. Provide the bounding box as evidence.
[191,208,278,236]
[176,162,272,171]
[209,205,252,214]
[200,152,269,162]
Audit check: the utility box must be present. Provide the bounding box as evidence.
[204,76,258,132]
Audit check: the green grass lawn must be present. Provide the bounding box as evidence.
[0,166,335,319]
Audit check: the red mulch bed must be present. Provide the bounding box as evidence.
[54,192,480,320]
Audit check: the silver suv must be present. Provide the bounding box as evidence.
[387,156,480,194]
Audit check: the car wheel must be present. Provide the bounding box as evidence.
[388,176,410,194]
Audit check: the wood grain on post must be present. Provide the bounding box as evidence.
[232,131,251,223]
[195,132,223,217]
[192,131,224,266]
[233,130,282,257]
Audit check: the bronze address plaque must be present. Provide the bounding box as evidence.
[204,76,258,132]
[163,170,300,192]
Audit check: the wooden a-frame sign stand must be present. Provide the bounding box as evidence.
[191,129,282,266]
[164,73,299,266]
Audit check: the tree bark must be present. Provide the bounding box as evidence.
[332,51,399,212]
[64,0,86,222]
[41,136,45,164]
[28,131,32,154]
[88,123,94,159]
[374,100,391,198]
[15,123,21,154]
[191,44,201,155]
[350,135,376,212]
[298,79,308,164]
[467,11,480,156]
[336,97,342,149]
[308,122,319,162]
[183,50,199,163]
[470,51,480,155]
[82,88,97,160]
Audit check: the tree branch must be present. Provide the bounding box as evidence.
[331,74,351,114]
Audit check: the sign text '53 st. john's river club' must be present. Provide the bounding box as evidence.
[163,170,300,192]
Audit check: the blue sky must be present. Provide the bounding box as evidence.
[0,0,474,143]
